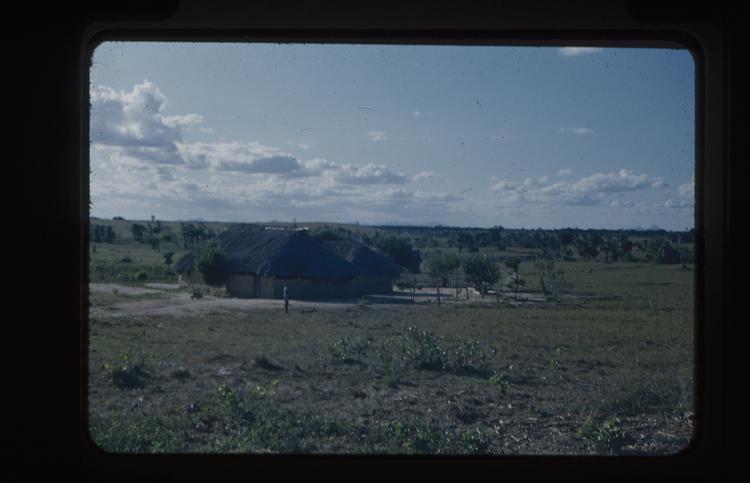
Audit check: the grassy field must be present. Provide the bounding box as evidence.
[87,260,694,455]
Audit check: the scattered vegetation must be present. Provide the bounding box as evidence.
[489,372,510,396]
[576,416,628,454]
[330,336,370,365]
[102,353,150,389]
[88,217,694,455]
[195,242,228,286]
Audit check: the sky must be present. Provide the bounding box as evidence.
[89,42,695,230]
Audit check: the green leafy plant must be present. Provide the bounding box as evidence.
[102,353,149,388]
[401,326,449,371]
[454,337,497,375]
[456,427,491,454]
[489,372,510,396]
[576,416,627,454]
[330,336,369,364]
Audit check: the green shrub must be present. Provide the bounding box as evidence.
[89,413,183,453]
[456,427,491,454]
[401,326,448,371]
[103,353,149,388]
[576,416,627,454]
[195,243,228,286]
[331,336,369,364]
[454,337,496,375]
[489,372,510,396]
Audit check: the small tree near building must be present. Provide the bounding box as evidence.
[504,257,525,300]
[426,251,460,305]
[195,243,228,286]
[463,254,500,298]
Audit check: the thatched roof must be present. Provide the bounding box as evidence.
[321,240,401,278]
[175,224,360,278]
[174,252,195,273]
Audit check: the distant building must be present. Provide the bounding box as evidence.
[175,224,399,299]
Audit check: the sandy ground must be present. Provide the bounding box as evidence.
[90,283,378,318]
[89,283,547,318]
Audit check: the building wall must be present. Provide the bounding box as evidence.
[271,277,360,300]
[226,273,257,298]
[222,274,394,299]
[259,276,276,298]
[353,276,394,294]
[178,270,200,288]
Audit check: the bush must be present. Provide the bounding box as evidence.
[489,372,510,395]
[195,243,228,286]
[331,336,369,364]
[103,353,149,389]
[454,337,496,375]
[576,416,628,454]
[401,326,449,371]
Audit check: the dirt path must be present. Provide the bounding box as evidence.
[90,283,372,318]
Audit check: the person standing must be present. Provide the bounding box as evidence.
[283,285,289,314]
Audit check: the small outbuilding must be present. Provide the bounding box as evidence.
[321,239,401,294]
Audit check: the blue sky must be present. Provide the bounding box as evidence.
[90,42,694,229]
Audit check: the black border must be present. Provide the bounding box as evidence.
[23,1,741,482]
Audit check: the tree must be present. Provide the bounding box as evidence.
[425,251,460,305]
[130,223,146,242]
[453,232,478,253]
[504,257,525,300]
[488,225,505,250]
[535,258,567,299]
[195,243,227,286]
[89,225,116,243]
[463,254,500,298]
[376,236,421,273]
[146,215,162,252]
[575,234,600,261]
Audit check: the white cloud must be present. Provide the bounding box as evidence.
[367,131,389,142]
[664,198,692,209]
[89,80,472,224]
[288,141,311,150]
[490,168,665,207]
[609,199,634,208]
[560,127,594,136]
[331,163,408,185]
[412,111,421,117]
[177,141,303,174]
[570,169,660,193]
[90,80,202,166]
[678,176,694,197]
[163,114,203,129]
[411,171,435,182]
[665,176,694,210]
[559,47,603,57]
[557,168,573,176]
